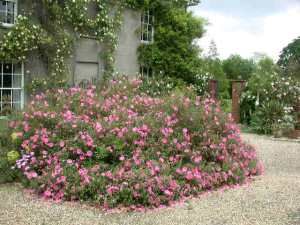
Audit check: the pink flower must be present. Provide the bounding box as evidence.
[164,190,173,196]
[94,122,103,133]
[43,190,52,198]
[162,138,168,144]
[63,110,74,122]
[59,141,65,148]
[86,151,93,157]
[161,127,173,137]
[26,171,38,180]
[193,156,202,164]
[107,186,119,196]
[79,168,91,184]
[185,171,194,181]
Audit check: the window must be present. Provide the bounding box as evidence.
[0,0,17,27]
[0,62,24,115]
[141,10,154,43]
[140,66,153,78]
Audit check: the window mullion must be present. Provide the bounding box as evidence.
[11,63,13,107]
[0,62,2,112]
[21,62,24,109]
[5,1,8,24]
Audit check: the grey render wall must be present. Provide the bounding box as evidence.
[72,8,141,85]
[114,9,141,76]
[1,5,142,87]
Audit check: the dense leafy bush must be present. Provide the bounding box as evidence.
[1,77,262,210]
[0,118,22,183]
[278,36,300,79]
[138,4,205,84]
[241,60,300,135]
[249,100,291,134]
[138,75,187,97]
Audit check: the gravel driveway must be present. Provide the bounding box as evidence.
[0,134,299,225]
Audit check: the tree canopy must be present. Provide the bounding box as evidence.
[138,1,206,83]
[278,36,300,79]
[222,54,256,80]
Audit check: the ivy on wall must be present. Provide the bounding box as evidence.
[0,0,129,91]
[0,0,202,91]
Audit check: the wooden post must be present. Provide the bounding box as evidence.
[231,80,246,123]
[208,79,218,100]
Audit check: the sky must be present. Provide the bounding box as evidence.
[190,0,300,60]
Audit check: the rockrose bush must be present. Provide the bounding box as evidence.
[4,76,263,210]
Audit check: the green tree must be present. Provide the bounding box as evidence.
[207,39,219,59]
[222,54,256,80]
[248,56,279,94]
[201,57,229,98]
[278,36,300,80]
[138,2,206,83]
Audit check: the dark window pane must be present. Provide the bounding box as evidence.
[0,1,6,12]
[12,89,21,102]
[143,14,149,23]
[3,63,12,74]
[2,89,12,102]
[13,102,21,110]
[13,63,22,74]
[13,74,21,88]
[6,1,14,13]
[3,75,12,87]
[149,68,153,77]
[6,12,14,23]
[0,11,5,23]
[143,32,148,41]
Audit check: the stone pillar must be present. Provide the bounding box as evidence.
[231,80,246,123]
[292,101,300,138]
[208,79,218,100]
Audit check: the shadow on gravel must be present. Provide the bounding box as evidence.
[288,209,300,225]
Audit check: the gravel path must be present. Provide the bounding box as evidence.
[0,134,300,225]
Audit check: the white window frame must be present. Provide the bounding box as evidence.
[0,0,17,28]
[0,62,24,114]
[141,10,154,44]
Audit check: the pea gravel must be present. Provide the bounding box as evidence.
[0,134,299,225]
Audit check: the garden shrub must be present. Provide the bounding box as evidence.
[138,75,187,97]
[0,117,23,183]
[241,73,300,135]
[249,100,291,134]
[2,76,263,210]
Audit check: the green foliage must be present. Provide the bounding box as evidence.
[0,15,50,61]
[199,58,230,99]
[247,57,279,93]
[222,54,256,80]
[6,150,20,163]
[138,2,205,83]
[278,36,300,80]
[138,75,187,97]
[250,100,286,134]
[0,0,129,90]
[240,56,300,134]
[0,122,22,184]
[0,0,205,90]
[0,76,262,209]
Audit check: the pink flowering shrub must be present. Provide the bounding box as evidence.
[6,76,263,210]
